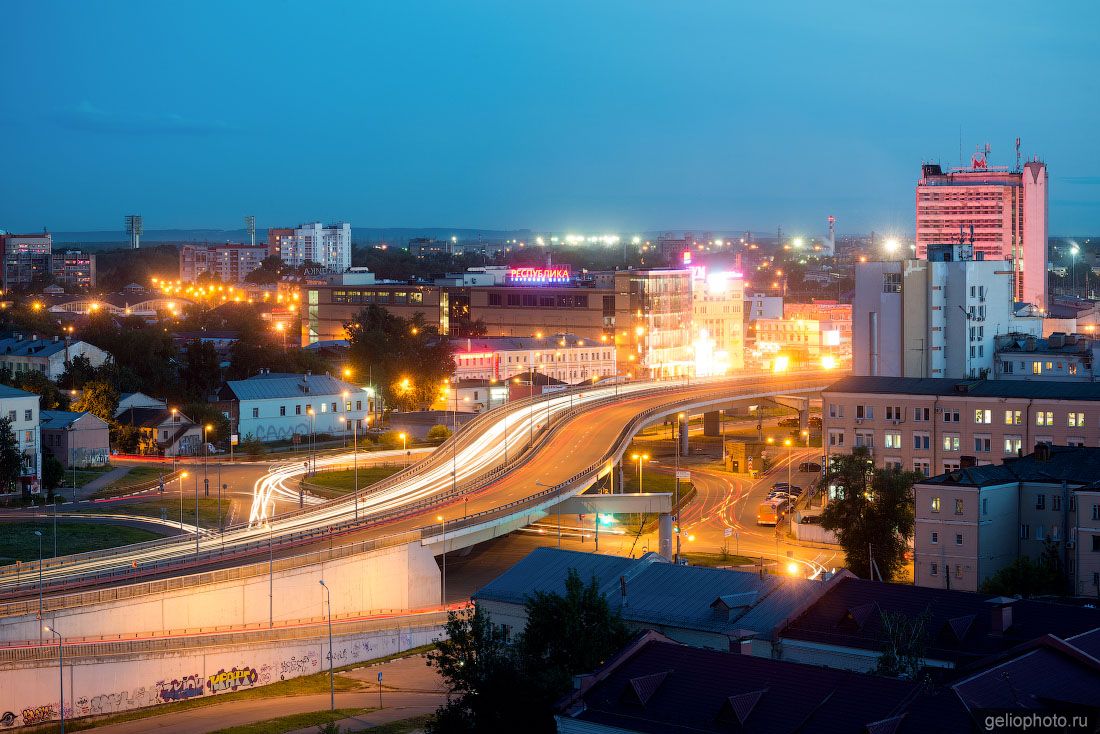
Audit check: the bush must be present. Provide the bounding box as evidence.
[379,430,408,451]
[427,424,452,443]
[240,434,266,460]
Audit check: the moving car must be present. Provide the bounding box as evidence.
[799,462,822,473]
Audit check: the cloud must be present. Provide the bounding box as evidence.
[55,101,237,136]
[1059,176,1100,186]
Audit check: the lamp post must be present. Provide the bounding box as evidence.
[341,391,349,448]
[785,438,794,536]
[675,412,685,563]
[437,514,447,606]
[34,530,43,644]
[631,453,649,492]
[177,471,188,530]
[202,423,212,500]
[318,580,334,712]
[306,408,315,474]
[399,432,408,467]
[45,625,64,733]
[341,417,360,520]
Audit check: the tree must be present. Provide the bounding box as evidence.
[980,540,1066,597]
[0,368,69,410]
[58,354,98,389]
[427,424,452,443]
[72,381,120,423]
[345,305,455,412]
[243,255,286,284]
[426,570,630,734]
[183,402,230,444]
[241,433,266,460]
[179,339,222,403]
[42,452,64,500]
[819,447,920,581]
[874,607,932,681]
[0,417,24,495]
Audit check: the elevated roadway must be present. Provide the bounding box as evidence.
[0,372,833,605]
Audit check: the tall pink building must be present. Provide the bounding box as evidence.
[915,150,1047,307]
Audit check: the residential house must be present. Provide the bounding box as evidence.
[115,406,203,457]
[0,335,110,380]
[0,385,40,494]
[40,410,110,468]
[114,392,167,417]
[216,371,373,443]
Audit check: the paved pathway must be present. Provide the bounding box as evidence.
[72,466,131,501]
[91,655,446,734]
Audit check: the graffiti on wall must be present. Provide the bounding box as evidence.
[19,705,56,726]
[279,651,320,679]
[0,711,16,727]
[207,666,258,694]
[156,674,204,702]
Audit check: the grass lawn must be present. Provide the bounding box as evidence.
[211,708,368,734]
[60,464,114,488]
[681,551,757,568]
[80,496,230,529]
[91,465,178,498]
[306,465,403,498]
[362,714,435,734]
[0,522,163,565]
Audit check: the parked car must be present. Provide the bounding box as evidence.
[786,486,804,497]
[799,462,822,473]
[777,417,800,427]
[767,491,790,502]
[772,482,790,490]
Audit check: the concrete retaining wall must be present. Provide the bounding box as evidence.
[0,541,441,643]
[0,621,444,729]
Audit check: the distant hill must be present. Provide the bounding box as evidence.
[50,227,537,249]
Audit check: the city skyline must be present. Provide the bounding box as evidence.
[3,2,1100,234]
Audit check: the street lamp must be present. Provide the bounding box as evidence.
[44,625,64,733]
[784,438,794,536]
[340,416,359,520]
[306,408,315,474]
[1071,243,1081,297]
[399,432,408,467]
[630,453,649,493]
[341,391,349,448]
[437,514,447,606]
[318,580,334,712]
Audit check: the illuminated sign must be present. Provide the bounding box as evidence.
[507,266,571,284]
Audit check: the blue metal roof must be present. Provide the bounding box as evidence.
[223,373,367,402]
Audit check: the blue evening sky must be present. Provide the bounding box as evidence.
[1,1,1098,236]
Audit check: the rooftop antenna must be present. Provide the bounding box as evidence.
[1015,137,1022,172]
[245,215,256,247]
[125,215,143,249]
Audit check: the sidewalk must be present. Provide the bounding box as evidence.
[92,655,446,734]
[72,466,132,501]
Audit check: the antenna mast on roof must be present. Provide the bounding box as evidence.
[1015,137,1022,172]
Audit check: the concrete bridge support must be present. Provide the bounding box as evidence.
[658,514,673,561]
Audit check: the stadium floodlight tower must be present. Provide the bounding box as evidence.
[125,214,143,249]
[245,215,256,247]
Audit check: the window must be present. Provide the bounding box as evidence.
[955,533,963,545]
[488,292,502,306]
[942,434,960,451]
[886,406,902,420]
[1036,494,1046,510]
[1020,524,1030,540]
[1036,411,1054,426]
[914,407,930,422]
[295,405,302,415]
[1069,412,1086,428]
[1093,505,1100,521]
[974,409,991,424]
[883,273,901,293]
[252,407,259,418]
[1002,360,1014,374]
[356,400,363,411]
[331,402,337,412]
[5,411,13,422]
[931,531,939,544]
[1036,525,1046,541]
[884,432,902,449]
[973,435,991,453]
[23,409,31,422]
[345,401,352,411]
[828,403,837,418]
[280,406,286,416]
[914,460,931,477]
[955,566,963,579]
[931,496,941,513]
[982,497,988,515]
[828,430,845,447]
[1004,436,1022,455]
[1004,410,1021,425]
[955,498,964,515]
[856,405,873,420]
[943,410,960,423]
[1093,536,1100,552]
[1053,495,1062,511]
[1032,361,1042,375]
[930,563,938,576]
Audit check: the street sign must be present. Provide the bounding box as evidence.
[377,671,383,683]
[675,470,690,480]
[723,527,733,538]
[231,434,239,446]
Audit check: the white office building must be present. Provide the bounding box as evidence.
[0,335,111,381]
[269,222,351,273]
[217,372,374,443]
[853,244,1041,379]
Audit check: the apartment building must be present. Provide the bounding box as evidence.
[0,231,52,291]
[853,244,1041,379]
[450,334,616,384]
[691,269,745,374]
[0,385,41,494]
[268,222,351,273]
[50,250,96,289]
[994,332,1100,381]
[179,243,269,283]
[913,445,1100,596]
[822,375,1100,478]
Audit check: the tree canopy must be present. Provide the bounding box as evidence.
[819,447,920,581]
